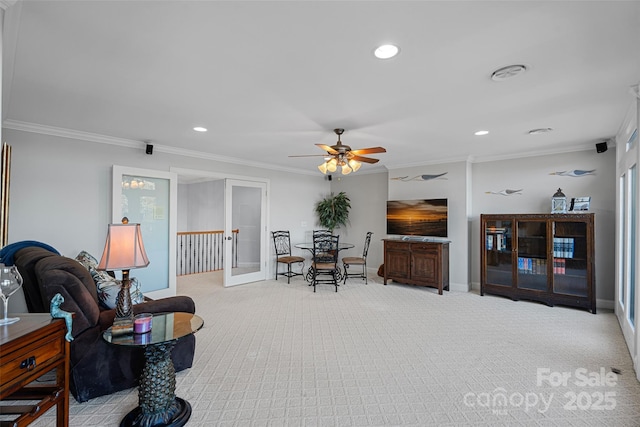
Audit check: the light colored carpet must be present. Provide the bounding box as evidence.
[30,272,640,426]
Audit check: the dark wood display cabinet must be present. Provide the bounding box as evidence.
[383,239,450,294]
[481,213,595,313]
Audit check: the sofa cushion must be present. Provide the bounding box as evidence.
[96,277,144,309]
[35,256,100,336]
[75,250,144,309]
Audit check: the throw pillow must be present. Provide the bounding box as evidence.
[75,251,144,309]
[96,277,144,310]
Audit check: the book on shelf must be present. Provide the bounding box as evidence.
[553,237,574,258]
[486,233,507,251]
[517,257,546,274]
[553,257,566,274]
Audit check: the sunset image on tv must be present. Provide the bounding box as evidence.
[387,199,448,237]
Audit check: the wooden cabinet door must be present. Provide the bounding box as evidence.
[411,244,439,284]
[385,246,410,279]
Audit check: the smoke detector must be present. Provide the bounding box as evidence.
[491,64,528,81]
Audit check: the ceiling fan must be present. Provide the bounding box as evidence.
[289,128,387,175]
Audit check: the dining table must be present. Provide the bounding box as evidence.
[294,241,355,282]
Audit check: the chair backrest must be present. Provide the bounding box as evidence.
[362,232,373,258]
[313,229,332,239]
[313,233,339,264]
[272,231,293,257]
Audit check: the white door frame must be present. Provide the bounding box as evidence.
[112,165,178,299]
[615,93,639,381]
[171,167,270,287]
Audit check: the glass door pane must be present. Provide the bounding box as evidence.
[516,220,548,291]
[484,220,513,286]
[552,221,588,296]
[629,165,636,327]
[113,166,177,298]
[223,179,267,286]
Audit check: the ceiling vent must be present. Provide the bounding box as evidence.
[491,64,528,81]
[528,128,553,135]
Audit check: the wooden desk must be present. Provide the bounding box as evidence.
[0,314,70,426]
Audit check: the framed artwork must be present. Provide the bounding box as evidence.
[570,197,591,211]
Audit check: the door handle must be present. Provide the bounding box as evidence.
[227,236,232,240]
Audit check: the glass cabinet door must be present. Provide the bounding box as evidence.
[516,220,548,291]
[552,221,588,296]
[484,220,513,286]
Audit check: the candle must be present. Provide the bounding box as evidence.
[134,313,153,334]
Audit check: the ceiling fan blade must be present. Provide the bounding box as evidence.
[351,155,380,164]
[315,144,339,155]
[350,147,387,155]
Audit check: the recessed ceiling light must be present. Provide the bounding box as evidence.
[474,130,489,136]
[528,128,553,135]
[374,44,399,59]
[193,127,207,132]
[491,64,528,81]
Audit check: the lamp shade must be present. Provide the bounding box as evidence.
[98,223,150,271]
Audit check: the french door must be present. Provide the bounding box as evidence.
[616,96,639,380]
[112,165,177,299]
[223,179,267,286]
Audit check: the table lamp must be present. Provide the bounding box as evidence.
[98,217,149,335]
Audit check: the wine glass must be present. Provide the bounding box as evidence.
[0,264,23,325]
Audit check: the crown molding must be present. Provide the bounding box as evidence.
[2,119,318,176]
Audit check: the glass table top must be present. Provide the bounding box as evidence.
[103,312,204,347]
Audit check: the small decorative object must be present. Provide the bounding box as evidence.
[50,293,74,342]
[390,172,448,181]
[485,188,523,196]
[570,196,591,211]
[315,191,351,233]
[134,313,153,334]
[0,263,23,325]
[98,217,150,336]
[550,169,596,177]
[551,188,567,214]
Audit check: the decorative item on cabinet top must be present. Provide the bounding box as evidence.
[551,188,567,214]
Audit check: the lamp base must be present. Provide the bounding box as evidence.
[111,318,134,336]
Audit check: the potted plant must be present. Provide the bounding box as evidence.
[315,191,351,233]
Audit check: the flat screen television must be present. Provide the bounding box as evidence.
[386,198,448,238]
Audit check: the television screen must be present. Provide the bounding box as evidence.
[387,199,448,237]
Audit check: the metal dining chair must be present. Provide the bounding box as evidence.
[311,233,340,292]
[343,231,373,284]
[272,231,305,283]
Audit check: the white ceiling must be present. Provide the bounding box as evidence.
[3,1,640,175]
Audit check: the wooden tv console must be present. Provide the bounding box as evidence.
[383,238,450,294]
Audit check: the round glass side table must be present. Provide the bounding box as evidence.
[103,312,204,427]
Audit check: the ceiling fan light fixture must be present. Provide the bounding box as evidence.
[318,162,328,174]
[374,44,399,59]
[341,164,352,175]
[327,158,338,172]
[348,159,361,172]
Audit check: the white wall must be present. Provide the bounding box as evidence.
[5,128,329,311]
[330,171,388,273]
[387,161,471,291]
[471,148,616,305]
[4,127,617,312]
[178,180,224,232]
